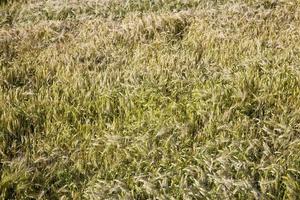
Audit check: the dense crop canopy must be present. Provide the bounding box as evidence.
[1,0,300,199]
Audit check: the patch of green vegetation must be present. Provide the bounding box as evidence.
[1,0,300,199]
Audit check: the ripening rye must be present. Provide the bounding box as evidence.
[1,0,300,199]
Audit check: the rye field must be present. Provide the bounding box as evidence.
[1,0,300,199]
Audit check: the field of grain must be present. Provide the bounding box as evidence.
[1,0,300,199]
